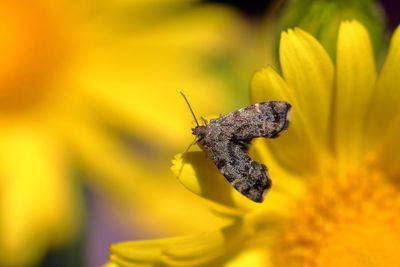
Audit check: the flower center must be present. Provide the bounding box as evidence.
[0,2,70,113]
[273,169,400,267]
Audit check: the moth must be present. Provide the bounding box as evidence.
[181,92,291,202]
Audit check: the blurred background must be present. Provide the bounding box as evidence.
[0,1,397,266]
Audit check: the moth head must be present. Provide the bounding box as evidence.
[192,125,206,140]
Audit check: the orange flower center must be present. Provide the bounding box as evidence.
[273,169,400,267]
[0,2,71,112]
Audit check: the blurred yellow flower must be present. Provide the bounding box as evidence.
[0,0,261,266]
[108,21,400,266]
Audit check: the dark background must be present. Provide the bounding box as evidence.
[207,0,400,29]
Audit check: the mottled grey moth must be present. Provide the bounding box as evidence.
[181,92,291,203]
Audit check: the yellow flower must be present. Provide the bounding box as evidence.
[0,1,257,266]
[108,20,400,266]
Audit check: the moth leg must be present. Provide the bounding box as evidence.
[200,116,208,125]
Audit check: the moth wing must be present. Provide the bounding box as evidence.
[206,140,271,202]
[214,101,291,140]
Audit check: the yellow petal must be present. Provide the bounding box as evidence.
[279,28,334,147]
[365,26,400,176]
[109,218,284,267]
[333,21,376,172]
[109,223,246,267]
[250,66,328,175]
[0,125,81,266]
[225,248,270,267]
[250,66,290,102]
[368,26,400,136]
[249,139,307,216]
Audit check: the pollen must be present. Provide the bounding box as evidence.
[273,169,400,267]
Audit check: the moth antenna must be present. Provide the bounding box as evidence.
[180,91,200,127]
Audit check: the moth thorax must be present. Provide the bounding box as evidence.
[192,125,207,139]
